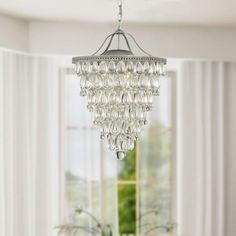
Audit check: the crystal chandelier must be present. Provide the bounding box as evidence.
[73,0,166,160]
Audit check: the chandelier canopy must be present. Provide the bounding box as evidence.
[72,0,166,160]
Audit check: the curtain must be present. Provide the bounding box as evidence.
[177,61,236,236]
[0,49,119,236]
[0,50,60,236]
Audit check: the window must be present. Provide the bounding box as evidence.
[59,68,176,235]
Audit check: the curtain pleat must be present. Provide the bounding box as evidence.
[0,51,60,236]
[177,61,236,236]
[0,49,119,236]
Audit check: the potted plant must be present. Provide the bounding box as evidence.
[56,208,113,236]
[138,207,176,235]
[56,207,176,236]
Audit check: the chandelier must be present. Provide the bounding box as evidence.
[73,0,166,160]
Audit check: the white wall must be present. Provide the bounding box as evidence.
[0,13,236,61]
[29,21,236,60]
[29,21,115,56]
[0,14,29,51]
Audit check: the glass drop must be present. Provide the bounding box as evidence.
[81,62,87,74]
[108,61,116,72]
[94,74,102,88]
[140,74,149,88]
[80,75,86,89]
[99,61,108,74]
[116,151,126,160]
[107,134,115,150]
[85,61,91,73]
[92,61,99,73]
[122,92,128,104]
[126,61,134,72]
[117,61,126,73]
[134,93,142,103]
[149,62,155,74]
[80,90,87,96]
[127,91,133,104]
[159,63,165,76]
[151,75,160,89]
[136,62,143,74]
[143,61,150,73]
[76,62,81,74]
[118,75,126,87]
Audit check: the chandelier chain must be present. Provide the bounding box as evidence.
[117,0,123,30]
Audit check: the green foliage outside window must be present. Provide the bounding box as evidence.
[118,184,136,234]
[118,145,136,180]
[118,147,137,234]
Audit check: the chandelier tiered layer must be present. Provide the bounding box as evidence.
[73,2,166,160]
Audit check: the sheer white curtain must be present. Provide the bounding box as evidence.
[177,61,236,236]
[0,50,60,236]
[0,50,119,236]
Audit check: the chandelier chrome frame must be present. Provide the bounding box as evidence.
[72,0,167,160]
[72,29,166,63]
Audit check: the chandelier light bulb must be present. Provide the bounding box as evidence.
[72,0,166,159]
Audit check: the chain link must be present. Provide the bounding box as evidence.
[117,0,123,29]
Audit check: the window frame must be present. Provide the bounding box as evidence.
[59,67,177,233]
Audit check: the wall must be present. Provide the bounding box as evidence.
[0,14,29,51]
[29,21,236,61]
[0,13,236,61]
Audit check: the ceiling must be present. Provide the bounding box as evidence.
[0,0,236,26]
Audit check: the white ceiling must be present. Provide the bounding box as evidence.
[0,0,236,26]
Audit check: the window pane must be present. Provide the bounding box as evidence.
[64,129,101,220]
[65,129,101,181]
[65,74,93,127]
[118,184,136,234]
[140,183,172,233]
[140,123,172,183]
[65,182,101,223]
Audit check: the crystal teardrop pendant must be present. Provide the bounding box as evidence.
[74,57,165,159]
